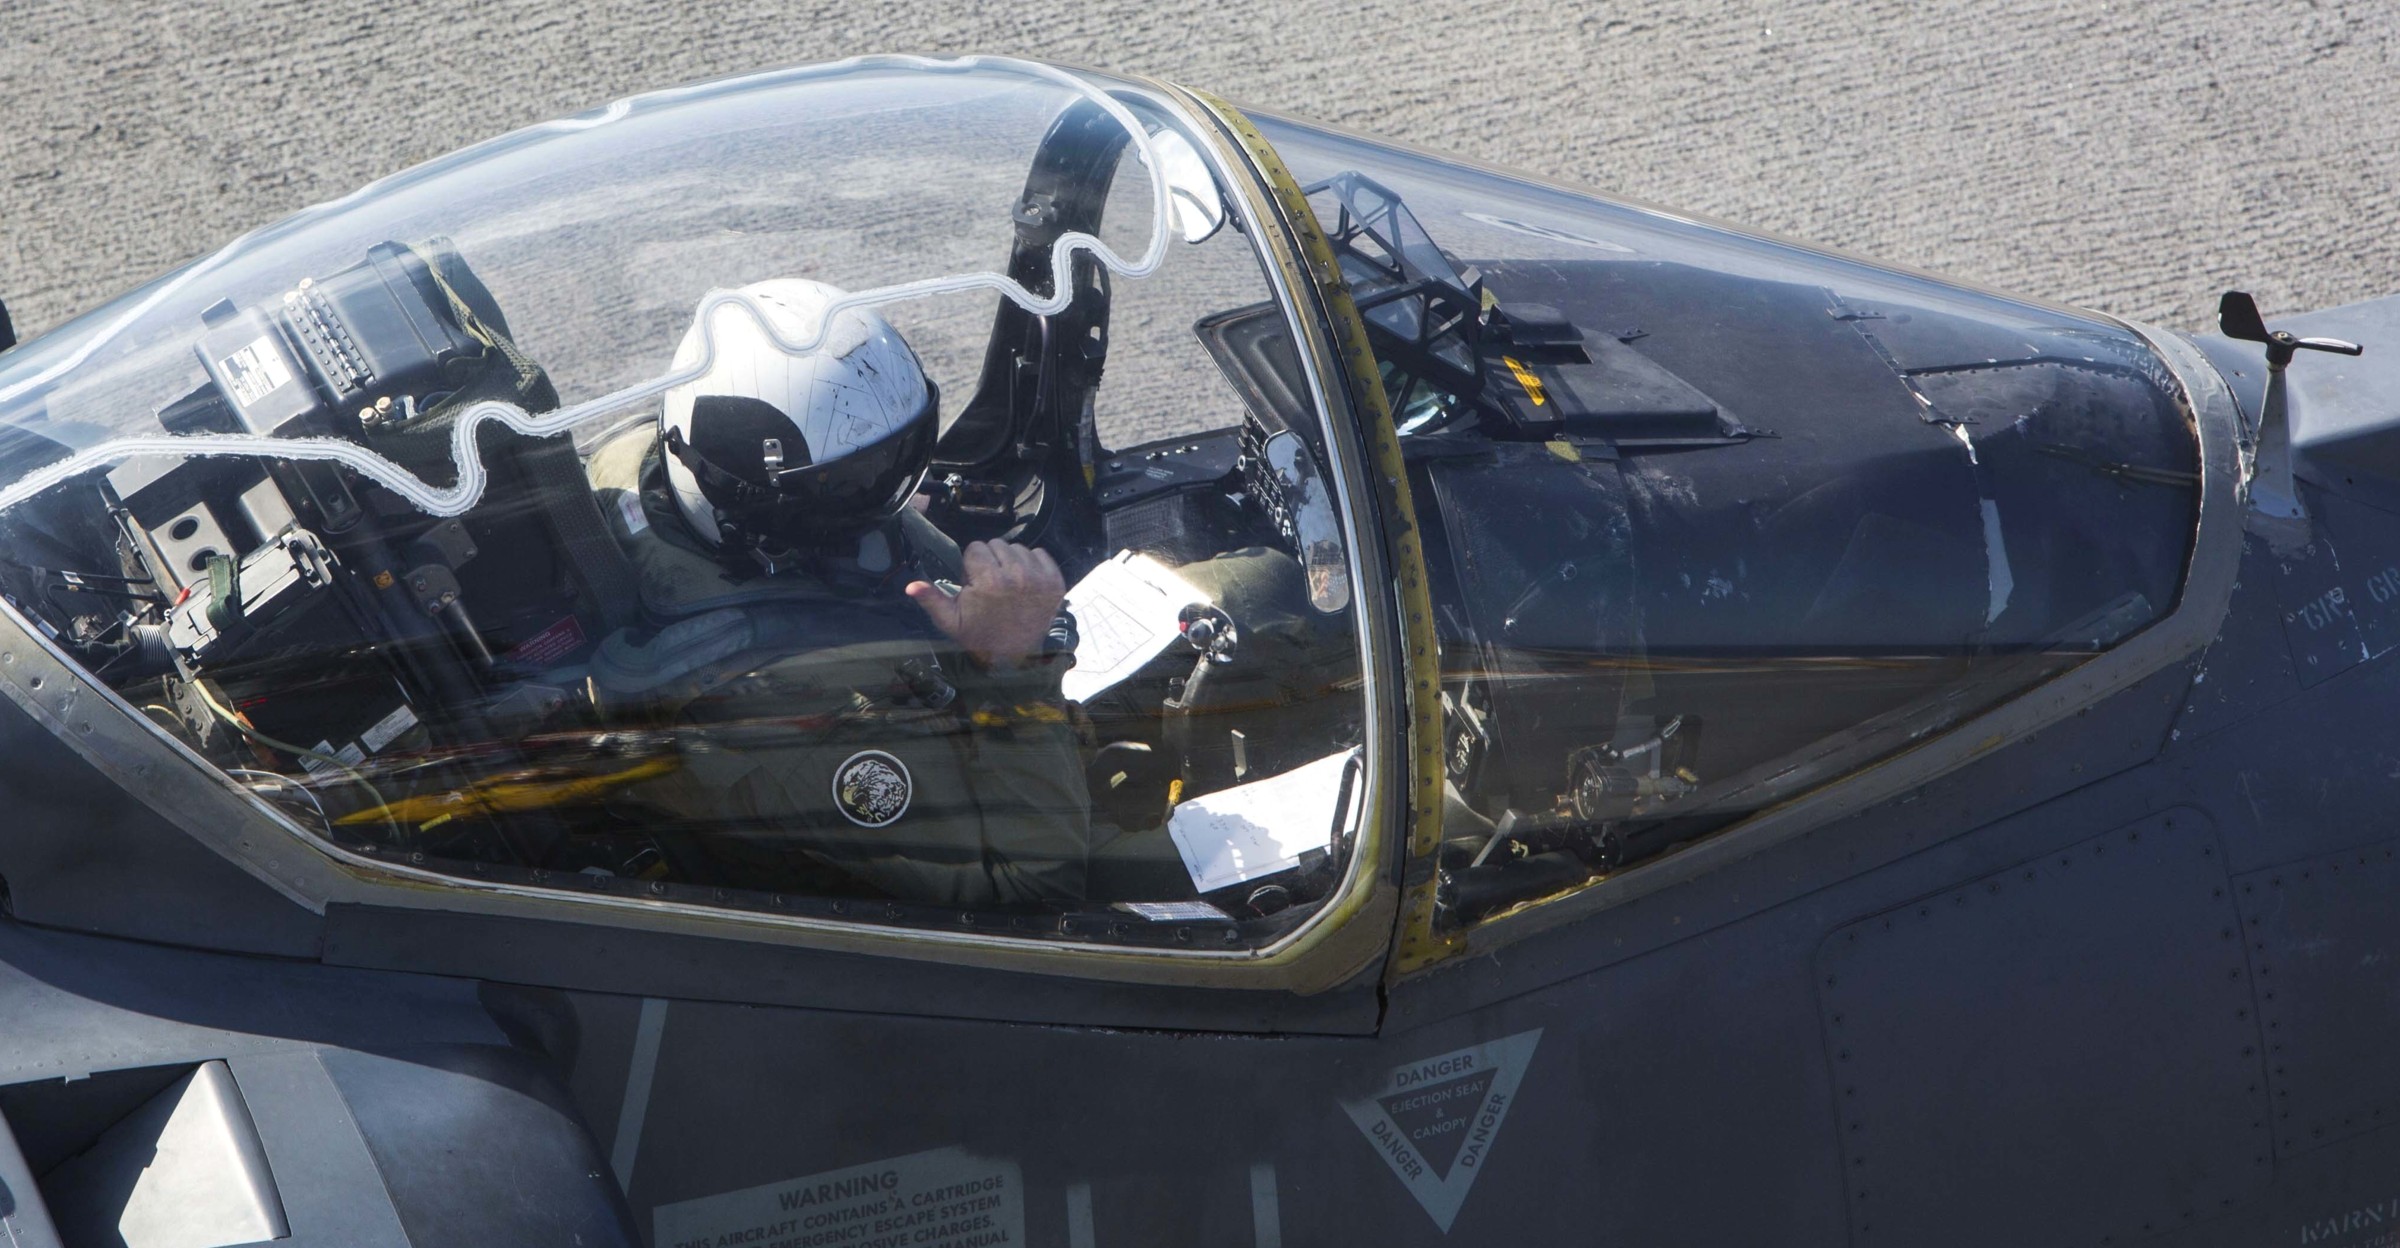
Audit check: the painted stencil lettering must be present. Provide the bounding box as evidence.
[655,1146,1022,1248]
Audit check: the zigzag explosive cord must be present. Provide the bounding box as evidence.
[0,54,1174,519]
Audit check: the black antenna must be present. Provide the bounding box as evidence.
[2219,290,2362,371]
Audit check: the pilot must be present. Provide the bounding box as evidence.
[588,278,1090,906]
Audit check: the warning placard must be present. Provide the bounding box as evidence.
[654,1146,1022,1248]
[1340,1029,1542,1233]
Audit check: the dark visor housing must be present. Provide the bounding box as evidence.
[665,378,940,548]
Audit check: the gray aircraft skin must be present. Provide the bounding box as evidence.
[1,55,2397,1248]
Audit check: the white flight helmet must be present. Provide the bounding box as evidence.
[661,279,938,550]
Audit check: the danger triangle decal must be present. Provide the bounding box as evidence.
[1341,1029,1542,1232]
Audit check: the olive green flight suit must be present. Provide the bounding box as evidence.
[587,425,1090,906]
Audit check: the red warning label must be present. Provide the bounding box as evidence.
[504,615,588,668]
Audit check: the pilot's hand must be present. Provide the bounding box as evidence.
[906,540,1065,669]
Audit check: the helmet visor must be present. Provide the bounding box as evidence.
[671,379,940,546]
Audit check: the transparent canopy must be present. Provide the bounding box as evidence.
[0,58,1371,948]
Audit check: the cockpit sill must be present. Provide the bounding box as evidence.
[0,516,1405,995]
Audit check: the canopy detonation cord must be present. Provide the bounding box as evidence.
[0,55,1175,524]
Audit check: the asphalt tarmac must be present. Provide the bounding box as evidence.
[1,0,2394,345]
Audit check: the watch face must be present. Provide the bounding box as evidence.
[833,750,913,828]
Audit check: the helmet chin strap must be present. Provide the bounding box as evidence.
[684,478,906,589]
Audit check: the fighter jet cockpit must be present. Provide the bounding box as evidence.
[0,57,2211,957]
[1257,116,2203,924]
[0,61,1374,950]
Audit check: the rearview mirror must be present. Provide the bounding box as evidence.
[1150,129,1228,244]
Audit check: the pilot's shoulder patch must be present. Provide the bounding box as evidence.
[832,749,912,827]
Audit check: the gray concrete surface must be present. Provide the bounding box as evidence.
[0,0,2395,345]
